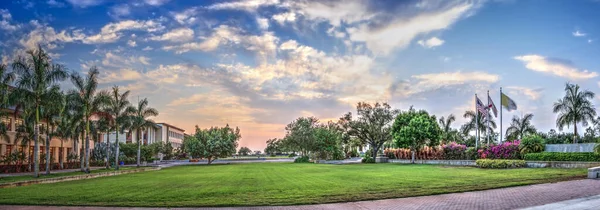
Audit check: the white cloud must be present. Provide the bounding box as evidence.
[392,71,500,98]
[207,0,280,12]
[0,9,20,31]
[100,68,143,83]
[272,12,296,25]
[127,40,137,47]
[573,30,586,37]
[66,0,103,8]
[171,7,199,25]
[142,46,153,51]
[514,54,598,80]
[150,27,194,42]
[46,0,66,7]
[19,21,82,50]
[109,4,130,18]
[505,86,543,100]
[256,17,269,30]
[417,37,445,48]
[144,0,170,6]
[138,56,151,65]
[588,39,593,43]
[84,20,165,44]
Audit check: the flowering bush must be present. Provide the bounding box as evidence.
[442,142,468,160]
[384,146,443,160]
[478,140,521,159]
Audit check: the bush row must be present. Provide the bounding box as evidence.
[475,159,526,169]
[524,152,600,162]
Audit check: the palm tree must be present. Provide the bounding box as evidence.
[438,114,456,144]
[505,113,536,140]
[14,107,44,172]
[127,98,158,167]
[106,86,131,170]
[54,110,77,170]
[67,66,110,173]
[0,64,15,143]
[462,110,497,145]
[553,83,596,143]
[11,46,68,177]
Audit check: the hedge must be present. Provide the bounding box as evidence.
[523,152,600,162]
[475,159,526,169]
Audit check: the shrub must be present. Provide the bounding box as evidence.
[386,146,443,160]
[478,140,521,159]
[465,147,478,160]
[524,152,600,162]
[520,135,545,155]
[361,156,375,163]
[347,150,359,158]
[476,159,526,169]
[442,142,468,160]
[294,156,310,163]
[288,153,297,157]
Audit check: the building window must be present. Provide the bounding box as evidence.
[1,117,11,131]
[15,118,24,128]
[5,145,12,156]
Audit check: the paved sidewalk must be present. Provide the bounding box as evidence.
[522,194,600,210]
[2,179,600,210]
[0,166,104,177]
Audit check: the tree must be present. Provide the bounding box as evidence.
[505,113,536,140]
[54,109,78,169]
[553,83,596,143]
[438,114,456,144]
[284,117,319,156]
[341,102,399,159]
[461,110,497,143]
[106,86,131,170]
[238,146,251,156]
[392,109,441,163]
[126,98,158,167]
[41,91,65,174]
[0,64,15,143]
[11,46,68,177]
[68,66,110,173]
[313,122,343,160]
[264,138,281,155]
[187,125,241,164]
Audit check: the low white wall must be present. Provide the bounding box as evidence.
[545,143,597,153]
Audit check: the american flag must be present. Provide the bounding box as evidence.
[476,96,489,117]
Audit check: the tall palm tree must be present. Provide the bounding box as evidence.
[54,110,77,169]
[553,83,596,143]
[11,46,68,177]
[41,91,64,174]
[127,98,158,167]
[0,64,15,143]
[462,110,497,145]
[106,86,131,170]
[438,114,456,144]
[67,66,110,173]
[505,113,536,140]
[14,107,45,172]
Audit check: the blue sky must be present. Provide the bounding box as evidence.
[1,0,600,150]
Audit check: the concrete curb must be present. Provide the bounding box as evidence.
[0,167,160,188]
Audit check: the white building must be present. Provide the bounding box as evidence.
[106,122,185,149]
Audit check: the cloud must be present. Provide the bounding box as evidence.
[417,37,445,48]
[150,27,194,42]
[144,0,170,6]
[46,0,66,7]
[65,0,103,8]
[573,30,586,37]
[505,86,543,100]
[19,21,82,50]
[171,7,199,25]
[142,46,153,51]
[109,4,131,18]
[0,9,20,31]
[100,68,143,83]
[84,20,165,44]
[514,54,598,80]
[206,0,280,12]
[272,12,296,25]
[391,71,500,98]
[256,17,269,30]
[127,40,136,47]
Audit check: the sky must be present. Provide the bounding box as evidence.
[1,0,600,151]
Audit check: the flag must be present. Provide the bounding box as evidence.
[476,96,488,116]
[488,95,498,117]
[501,92,517,111]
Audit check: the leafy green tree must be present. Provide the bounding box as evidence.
[341,102,399,159]
[264,138,281,155]
[54,109,78,169]
[126,98,158,167]
[0,64,14,143]
[553,83,596,143]
[11,46,68,177]
[238,146,252,156]
[314,121,343,160]
[392,109,441,163]
[187,125,241,164]
[67,66,110,173]
[519,134,544,155]
[438,114,456,144]
[41,91,65,174]
[461,110,497,143]
[106,86,131,170]
[284,117,319,156]
[505,113,536,140]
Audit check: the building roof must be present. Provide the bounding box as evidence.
[156,122,185,132]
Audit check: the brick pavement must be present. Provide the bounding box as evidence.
[2,179,600,210]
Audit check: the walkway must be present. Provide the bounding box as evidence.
[0,167,104,177]
[2,179,600,210]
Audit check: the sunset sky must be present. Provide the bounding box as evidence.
[1,0,600,151]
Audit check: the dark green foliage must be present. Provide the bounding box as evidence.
[361,156,375,163]
[294,156,310,163]
[476,159,526,169]
[185,125,241,164]
[119,143,138,158]
[524,152,600,162]
[238,146,252,156]
[392,108,441,162]
[465,147,478,160]
[288,153,297,157]
[519,135,545,155]
[553,83,596,143]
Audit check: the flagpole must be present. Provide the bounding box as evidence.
[500,87,503,144]
[475,94,479,149]
[487,90,490,145]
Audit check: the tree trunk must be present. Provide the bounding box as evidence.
[59,140,64,170]
[411,150,415,164]
[105,133,110,169]
[208,157,213,164]
[371,144,378,159]
[33,124,39,178]
[80,131,84,172]
[45,128,51,175]
[85,122,90,173]
[574,123,578,144]
[137,129,141,167]
[115,126,120,170]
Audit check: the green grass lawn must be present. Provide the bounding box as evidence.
[0,163,586,207]
[0,167,137,184]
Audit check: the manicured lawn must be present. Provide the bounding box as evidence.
[0,163,586,207]
[0,167,137,184]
